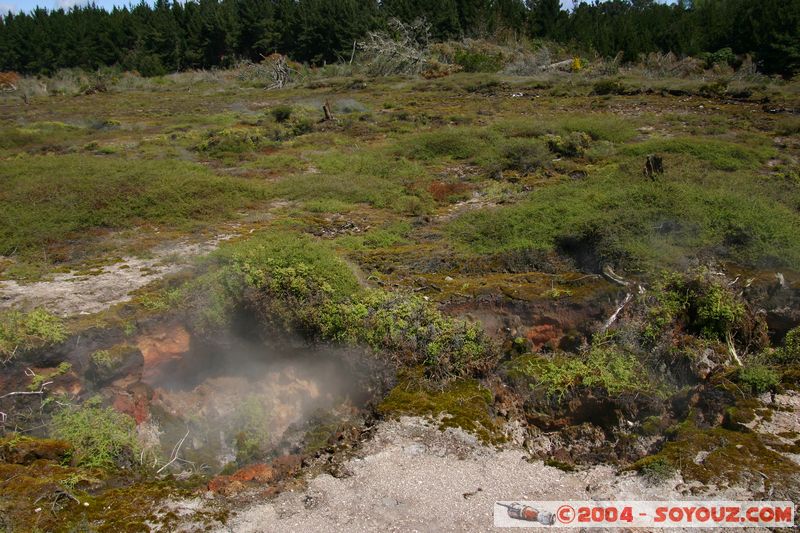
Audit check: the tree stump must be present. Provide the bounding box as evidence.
[322,100,334,122]
[643,154,664,180]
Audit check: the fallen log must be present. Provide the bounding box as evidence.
[544,59,573,72]
[602,264,630,287]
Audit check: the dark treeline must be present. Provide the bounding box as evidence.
[0,0,798,77]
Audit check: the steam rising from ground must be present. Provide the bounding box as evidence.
[137,332,384,472]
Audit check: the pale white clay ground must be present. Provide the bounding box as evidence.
[162,417,771,533]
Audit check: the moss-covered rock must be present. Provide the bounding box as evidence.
[722,400,759,432]
[0,434,71,464]
[377,368,504,444]
[634,421,800,493]
[88,344,144,385]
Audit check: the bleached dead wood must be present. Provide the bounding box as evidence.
[156,429,190,475]
[359,18,431,76]
[602,265,630,287]
[603,292,633,331]
[544,59,573,72]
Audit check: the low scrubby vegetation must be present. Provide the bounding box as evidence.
[1,36,800,530]
[0,308,66,361]
[509,336,647,400]
[51,399,140,469]
[179,230,497,383]
[0,154,266,274]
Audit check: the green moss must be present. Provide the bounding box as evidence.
[0,452,216,533]
[635,456,676,485]
[544,459,576,472]
[90,344,139,371]
[378,369,503,444]
[640,415,666,436]
[0,434,72,464]
[28,362,72,391]
[723,403,757,431]
[634,421,800,488]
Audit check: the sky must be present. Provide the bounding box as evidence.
[2,0,675,17]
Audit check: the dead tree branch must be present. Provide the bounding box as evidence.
[0,379,52,400]
[156,429,190,475]
[359,18,431,76]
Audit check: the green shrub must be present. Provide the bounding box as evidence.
[321,290,497,382]
[0,309,67,360]
[637,456,676,485]
[558,116,638,143]
[774,327,800,364]
[400,128,492,161]
[234,396,270,464]
[621,137,772,171]
[133,54,167,77]
[359,221,411,249]
[290,117,315,136]
[694,282,745,340]
[270,149,432,214]
[702,47,736,69]
[494,138,550,174]
[592,79,626,96]
[196,127,268,156]
[515,336,645,399]
[776,116,800,136]
[699,80,730,99]
[643,272,745,343]
[0,121,86,150]
[28,362,71,391]
[738,364,780,394]
[545,132,591,157]
[181,230,497,383]
[453,50,503,73]
[270,105,293,123]
[51,400,140,468]
[181,231,358,334]
[447,166,800,270]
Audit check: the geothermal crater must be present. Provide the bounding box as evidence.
[108,323,388,474]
